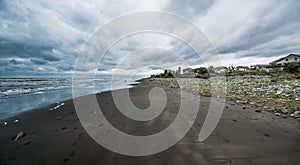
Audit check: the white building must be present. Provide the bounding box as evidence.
[270,54,300,65]
[236,66,249,71]
[214,66,227,73]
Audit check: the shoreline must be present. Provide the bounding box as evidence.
[0,78,141,121]
[0,78,300,164]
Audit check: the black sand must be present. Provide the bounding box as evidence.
[0,79,299,164]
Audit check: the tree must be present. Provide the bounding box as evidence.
[193,67,208,75]
[284,62,300,73]
[208,66,215,73]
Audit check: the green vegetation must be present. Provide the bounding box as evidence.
[284,62,300,73]
[151,62,300,80]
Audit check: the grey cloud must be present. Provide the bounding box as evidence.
[1,0,300,77]
[30,59,47,65]
[165,0,214,19]
[42,55,61,62]
[57,64,73,71]
[9,59,22,65]
[203,0,300,60]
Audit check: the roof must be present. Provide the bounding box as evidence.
[215,66,227,70]
[250,64,267,67]
[270,54,300,64]
[236,66,249,69]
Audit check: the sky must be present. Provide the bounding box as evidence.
[0,0,300,77]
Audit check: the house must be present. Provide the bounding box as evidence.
[250,64,267,70]
[214,66,227,73]
[236,66,249,71]
[183,68,194,74]
[269,54,300,65]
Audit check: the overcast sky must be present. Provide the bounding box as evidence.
[0,0,299,77]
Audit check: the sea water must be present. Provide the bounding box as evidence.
[0,77,137,119]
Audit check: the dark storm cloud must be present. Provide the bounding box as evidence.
[218,1,300,58]
[1,0,300,76]
[30,59,47,65]
[9,59,22,65]
[165,0,215,19]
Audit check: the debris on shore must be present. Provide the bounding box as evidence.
[152,76,300,118]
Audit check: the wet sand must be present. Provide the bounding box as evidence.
[0,79,300,165]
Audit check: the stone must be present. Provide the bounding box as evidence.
[1,122,7,126]
[54,116,62,120]
[281,109,288,114]
[14,131,26,141]
[291,111,300,118]
[275,113,281,116]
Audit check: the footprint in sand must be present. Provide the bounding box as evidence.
[23,141,31,145]
[78,133,84,140]
[69,150,75,157]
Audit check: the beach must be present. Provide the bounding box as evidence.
[0,78,300,165]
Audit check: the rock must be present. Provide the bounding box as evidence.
[295,98,299,101]
[281,109,288,114]
[240,100,248,104]
[54,116,62,120]
[14,119,19,123]
[291,111,300,118]
[14,131,26,141]
[263,106,268,109]
[255,110,262,113]
[275,113,281,116]
[1,122,7,126]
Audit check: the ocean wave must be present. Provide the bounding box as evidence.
[0,86,70,97]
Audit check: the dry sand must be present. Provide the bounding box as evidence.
[0,79,299,165]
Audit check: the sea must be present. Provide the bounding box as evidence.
[0,77,138,119]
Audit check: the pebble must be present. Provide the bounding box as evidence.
[281,109,288,114]
[154,77,300,118]
[54,116,62,120]
[291,111,300,118]
[14,131,25,141]
[50,102,65,111]
[275,113,281,116]
[1,122,7,126]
